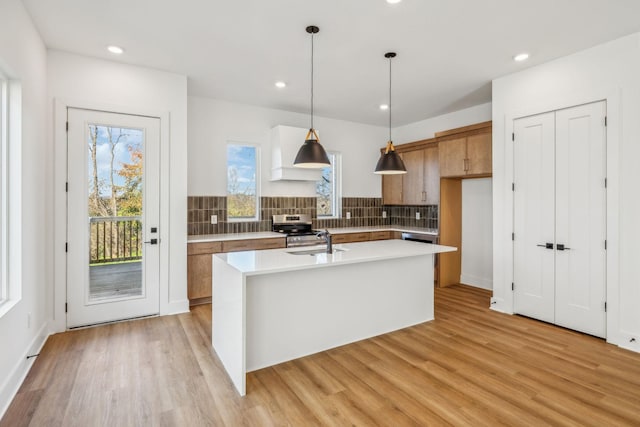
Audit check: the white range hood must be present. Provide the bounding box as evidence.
[270,125,323,181]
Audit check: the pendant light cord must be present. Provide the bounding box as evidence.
[310,31,314,131]
[388,55,392,142]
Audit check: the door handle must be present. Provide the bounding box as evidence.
[144,238,158,245]
[537,243,554,249]
[556,244,571,251]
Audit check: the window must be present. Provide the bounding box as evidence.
[316,152,341,218]
[0,74,7,305]
[0,71,21,317]
[227,143,259,221]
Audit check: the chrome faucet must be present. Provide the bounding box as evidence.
[316,229,333,253]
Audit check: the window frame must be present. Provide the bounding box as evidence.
[226,142,261,222]
[0,72,21,318]
[316,152,342,219]
[0,74,7,305]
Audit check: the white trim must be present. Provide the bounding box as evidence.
[0,76,22,318]
[0,323,49,420]
[460,273,493,291]
[52,98,177,332]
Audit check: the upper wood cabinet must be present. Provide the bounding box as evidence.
[381,144,440,206]
[402,150,425,205]
[438,123,492,178]
[382,161,403,205]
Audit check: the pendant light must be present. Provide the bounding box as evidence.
[294,25,331,168]
[374,52,407,174]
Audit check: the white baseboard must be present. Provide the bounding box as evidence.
[460,273,493,290]
[0,323,49,420]
[164,299,190,315]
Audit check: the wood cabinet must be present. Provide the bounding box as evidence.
[381,161,403,205]
[382,144,440,206]
[370,231,393,241]
[402,150,425,205]
[332,232,372,244]
[222,237,285,252]
[187,237,285,305]
[438,127,492,178]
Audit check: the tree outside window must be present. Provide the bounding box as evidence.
[317,153,339,218]
[227,144,259,220]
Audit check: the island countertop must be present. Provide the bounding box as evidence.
[215,239,455,276]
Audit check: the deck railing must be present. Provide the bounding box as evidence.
[90,216,142,264]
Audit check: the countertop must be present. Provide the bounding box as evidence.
[215,239,456,276]
[188,226,438,243]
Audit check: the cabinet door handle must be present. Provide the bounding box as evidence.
[462,159,466,171]
[556,244,571,251]
[537,243,553,249]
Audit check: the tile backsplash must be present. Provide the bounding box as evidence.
[188,196,438,235]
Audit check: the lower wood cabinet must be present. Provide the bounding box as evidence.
[331,232,372,244]
[370,231,393,241]
[187,237,285,305]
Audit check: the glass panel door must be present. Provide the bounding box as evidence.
[67,108,160,328]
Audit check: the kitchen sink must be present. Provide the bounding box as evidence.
[286,248,346,256]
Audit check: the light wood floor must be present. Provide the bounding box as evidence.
[3,285,640,426]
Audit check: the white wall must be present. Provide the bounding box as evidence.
[48,51,189,328]
[393,103,492,145]
[0,0,49,417]
[492,32,640,352]
[188,97,385,197]
[461,178,493,290]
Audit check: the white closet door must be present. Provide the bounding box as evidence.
[555,101,607,337]
[513,112,556,323]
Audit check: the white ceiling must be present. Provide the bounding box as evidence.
[23,0,640,126]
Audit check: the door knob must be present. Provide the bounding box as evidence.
[537,243,554,249]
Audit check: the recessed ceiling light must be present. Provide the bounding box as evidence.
[275,81,286,89]
[107,45,124,54]
[379,104,389,110]
[513,52,529,62]
[386,0,402,4]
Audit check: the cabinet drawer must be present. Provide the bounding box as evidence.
[332,233,371,244]
[222,237,285,252]
[187,241,222,255]
[370,231,393,241]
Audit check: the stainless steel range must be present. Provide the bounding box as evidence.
[272,214,325,248]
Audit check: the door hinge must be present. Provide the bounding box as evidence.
[512,182,515,191]
[512,232,515,241]
[512,282,514,291]
[65,242,68,252]
[65,303,68,313]
[605,240,607,250]
[65,182,68,192]
[512,132,515,141]
[604,301,607,312]
[66,121,69,132]
[604,116,607,127]
[604,178,607,188]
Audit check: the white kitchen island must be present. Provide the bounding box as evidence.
[212,239,456,395]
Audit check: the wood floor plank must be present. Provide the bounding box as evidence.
[3,284,640,426]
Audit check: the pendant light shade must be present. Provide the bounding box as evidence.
[375,141,406,174]
[294,25,331,168]
[374,52,407,175]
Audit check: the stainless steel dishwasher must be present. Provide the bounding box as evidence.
[401,232,439,274]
